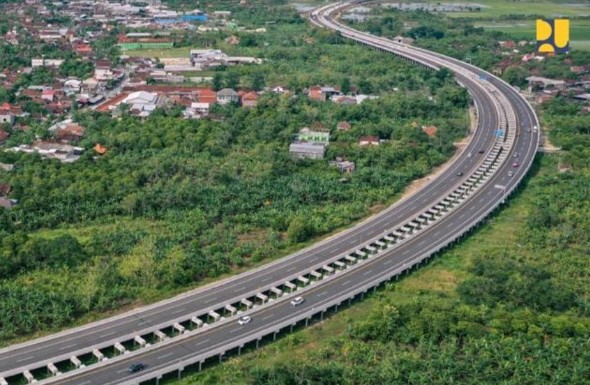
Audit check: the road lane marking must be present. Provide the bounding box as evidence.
[16,356,34,363]
[193,338,210,347]
[341,280,351,286]
[59,343,77,351]
[261,314,275,321]
[157,352,174,360]
[203,297,218,305]
[171,308,186,315]
[99,331,116,338]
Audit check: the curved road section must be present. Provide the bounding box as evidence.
[0,2,539,384]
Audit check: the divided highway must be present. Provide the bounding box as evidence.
[0,2,539,384]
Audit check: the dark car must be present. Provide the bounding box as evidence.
[129,363,145,373]
[478,149,485,154]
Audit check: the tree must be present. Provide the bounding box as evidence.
[341,77,351,95]
[251,72,265,91]
[212,72,223,91]
[225,72,240,89]
[286,216,312,244]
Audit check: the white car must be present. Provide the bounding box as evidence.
[238,315,252,325]
[290,296,305,306]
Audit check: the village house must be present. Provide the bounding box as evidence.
[359,136,380,146]
[296,127,330,144]
[217,88,239,105]
[74,43,93,56]
[289,142,326,160]
[120,91,160,117]
[31,58,64,68]
[49,120,86,143]
[8,141,84,163]
[190,49,262,70]
[337,121,351,131]
[241,91,259,108]
[184,102,210,119]
[308,85,341,102]
[330,158,355,173]
[526,76,567,91]
[197,88,217,104]
[41,89,57,102]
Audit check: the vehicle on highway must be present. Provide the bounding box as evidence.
[467,152,472,158]
[290,296,305,306]
[513,152,518,158]
[512,162,519,168]
[525,128,531,133]
[238,315,252,325]
[129,363,145,373]
[508,171,513,177]
[478,149,484,154]
[456,171,463,176]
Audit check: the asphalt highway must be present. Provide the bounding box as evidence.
[46,109,538,385]
[0,53,497,380]
[0,1,538,383]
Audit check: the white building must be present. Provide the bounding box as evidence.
[31,58,64,68]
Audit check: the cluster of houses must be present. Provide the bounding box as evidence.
[307,85,379,105]
[288,121,390,173]
[492,40,590,110]
[94,85,263,118]
[0,182,17,209]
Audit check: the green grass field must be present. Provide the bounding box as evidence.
[446,0,590,50]
[125,47,193,58]
[447,0,590,18]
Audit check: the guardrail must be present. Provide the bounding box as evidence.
[120,172,526,385]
